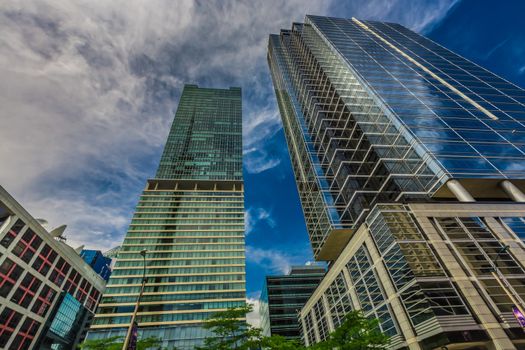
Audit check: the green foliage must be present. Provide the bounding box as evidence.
[78,336,122,350]
[196,305,264,350]
[197,305,307,350]
[310,310,389,350]
[78,336,168,350]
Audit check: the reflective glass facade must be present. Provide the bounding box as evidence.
[260,266,325,340]
[156,85,242,181]
[87,85,245,350]
[269,15,525,349]
[268,16,525,260]
[37,292,88,350]
[80,250,112,282]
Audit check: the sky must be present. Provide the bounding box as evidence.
[1,0,525,326]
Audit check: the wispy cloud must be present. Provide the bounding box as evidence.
[246,246,298,274]
[243,105,283,174]
[329,0,458,33]
[483,37,511,60]
[245,207,276,235]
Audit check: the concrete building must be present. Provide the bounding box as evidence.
[268,15,525,349]
[0,186,106,350]
[260,265,325,340]
[87,85,245,349]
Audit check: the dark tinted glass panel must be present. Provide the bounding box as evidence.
[0,219,24,248]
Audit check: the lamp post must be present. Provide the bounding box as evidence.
[492,245,509,268]
[122,249,147,350]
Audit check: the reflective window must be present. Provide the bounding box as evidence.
[0,308,22,347]
[0,219,24,249]
[0,258,23,298]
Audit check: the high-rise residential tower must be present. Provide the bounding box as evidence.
[87,85,245,349]
[269,15,525,349]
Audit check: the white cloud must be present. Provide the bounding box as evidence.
[243,105,283,174]
[245,207,276,235]
[24,196,129,251]
[246,297,262,328]
[246,246,296,274]
[342,0,459,33]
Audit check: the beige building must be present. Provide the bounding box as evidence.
[299,203,525,349]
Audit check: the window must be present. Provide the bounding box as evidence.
[0,259,23,298]
[0,220,24,248]
[11,230,42,264]
[9,317,40,350]
[64,269,81,295]
[11,273,42,308]
[49,258,70,287]
[76,279,90,304]
[32,244,57,277]
[31,285,56,317]
[0,308,22,347]
[86,289,100,312]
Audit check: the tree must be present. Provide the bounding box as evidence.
[197,305,305,350]
[78,336,168,350]
[78,336,122,350]
[196,306,388,350]
[310,311,389,350]
[196,305,264,350]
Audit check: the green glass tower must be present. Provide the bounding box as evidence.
[87,85,245,350]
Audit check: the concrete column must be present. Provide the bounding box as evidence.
[500,180,525,202]
[447,179,475,202]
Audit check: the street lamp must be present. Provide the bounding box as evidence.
[491,245,509,270]
[122,249,147,350]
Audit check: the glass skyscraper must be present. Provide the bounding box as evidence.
[269,15,525,349]
[87,85,245,349]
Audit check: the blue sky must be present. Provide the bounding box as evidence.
[1,0,524,322]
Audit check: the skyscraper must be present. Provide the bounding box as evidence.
[87,85,245,349]
[269,15,525,349]
[260,265,325,340]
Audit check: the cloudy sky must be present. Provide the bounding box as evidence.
[2,0,525,325]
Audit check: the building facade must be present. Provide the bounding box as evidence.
[260,265,325,340]
[80,249,112,281]
[268,15,525,349]
[87,85,245,349]
[0,186,106,350]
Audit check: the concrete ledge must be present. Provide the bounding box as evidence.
[317,228,354,261]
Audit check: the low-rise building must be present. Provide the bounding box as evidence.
[260,265,325,340]
[0,185,106,350]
